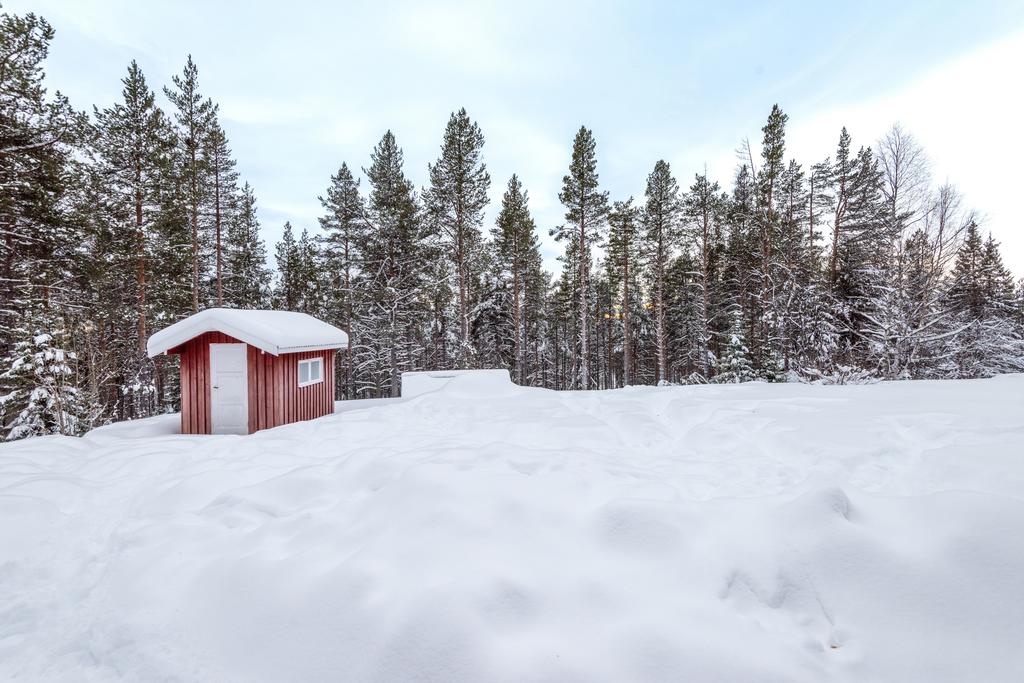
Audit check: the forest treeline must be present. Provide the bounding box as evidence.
[2,8,1023,440]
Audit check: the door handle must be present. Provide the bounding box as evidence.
[213,385,219,389]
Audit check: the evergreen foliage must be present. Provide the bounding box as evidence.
[606,198,642,385]
[163,55,215,313]
[1,5,1021,438]
[358,131,433,397]
[554,126,609,389]
[318,163,365,399]
[224,183,271,308]
[424,109,491,368]
[492,175,542,384]
[1,332,94,440]
[643,160,683,383]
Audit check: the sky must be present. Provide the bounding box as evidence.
[13,0,1024,275]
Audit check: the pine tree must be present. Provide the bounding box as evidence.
[893,227,947,376]
[713,315,756,384]
[360,131,432,397]
[92,60,176,418]
[643,160,682,383]
[424,108,491,368]
[224,182,270,308]
[295,227,324,315]
[834,139,890,364]
[550,234,582,389]
[759,105,788,201]
[980,234,1016,316]
[749,105,788,370]
[1015,279,1024,340]
[471,272,515,370]
[0,15,81,319]
[1,332,94,440]
[866,175,963,380]
[144,150,194,412]
[976,235,1022,374]
[492,175,540,384]
[828,128,853,290]
[758,107,787,314]
[319,163,366,399]
[606,198,642,386]
[661,252,703,381]
[554,126,609,389]
[273,222,301,310]
[0,9,88,437]
[945,229,1024,376]
[519,248,551,388]
[793,157,840,378]
[948,222,985,312]
[592,269,617,388]
[426,255,456,371]
[684,173,724,378]
[720,164,758,374]
[163,55,215,312]
[272,223,322,316]
[773,159,808,374]
[204,117,239,306]
[806,158,832,280]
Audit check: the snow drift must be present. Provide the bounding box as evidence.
[2,375,1024,681]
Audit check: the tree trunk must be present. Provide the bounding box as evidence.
[829,177,847,290]
[605,299,613,389]
[829,217,841,288]
[1,220,15,361]
[579,215,589,390]
[513,257,521,384]
[808,175,816,262]
[214,150,222,306]
[343,238,353,400]
[622,255,632,386]
[655,236,667,384]
[457,216,469,367]
[389,316,400,398]
[701,207,711,378]
[134,164,151,417]
[134,179,146,357]
[191,147,200,313]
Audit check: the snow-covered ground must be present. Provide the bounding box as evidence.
[2,375,1024,682]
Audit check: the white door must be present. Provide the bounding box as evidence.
[210,343,248,435]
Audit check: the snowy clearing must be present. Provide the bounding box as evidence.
[2,375,1024,681]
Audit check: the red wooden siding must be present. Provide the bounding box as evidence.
[246,347,335,433]
[169,331,336,435]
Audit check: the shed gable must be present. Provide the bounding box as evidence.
[147,308,348,358]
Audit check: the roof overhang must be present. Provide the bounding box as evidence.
[146,311,349,358]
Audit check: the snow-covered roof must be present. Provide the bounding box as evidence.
[146,308,349,358]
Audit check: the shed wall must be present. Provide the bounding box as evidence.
[173,331,336,435]
[247,346,335,433]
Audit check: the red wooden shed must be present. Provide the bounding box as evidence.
[147,308,349,435]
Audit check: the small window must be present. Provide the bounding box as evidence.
[298,358,323,387]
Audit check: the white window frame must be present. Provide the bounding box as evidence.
[298,357,324,387]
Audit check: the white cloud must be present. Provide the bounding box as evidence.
[786,30,1024,273]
